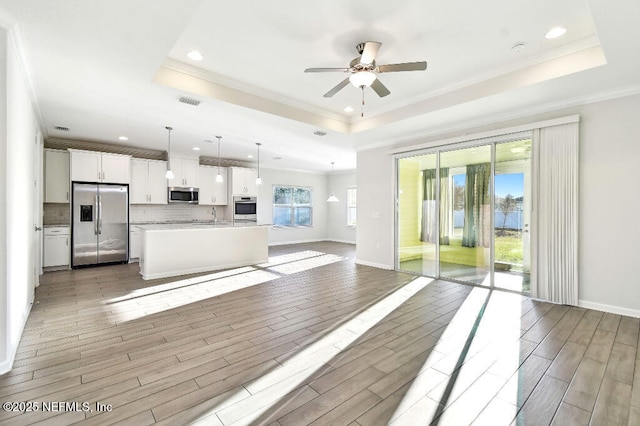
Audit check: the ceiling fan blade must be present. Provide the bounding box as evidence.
[360,41,382,65]
[377,61,428,73]
[323,78,350,98]
[305,67,350,73]
[371,78,391,97]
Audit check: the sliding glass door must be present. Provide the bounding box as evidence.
[396,134,532,294]
[439,145,491,285]
[494,139,531,292]
[397,153,437,276]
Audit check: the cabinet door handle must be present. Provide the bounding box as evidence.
[98,172,101,180]
[66,237,69,246]
[66,191,69,201]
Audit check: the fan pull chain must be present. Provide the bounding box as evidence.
[361,86,365,118]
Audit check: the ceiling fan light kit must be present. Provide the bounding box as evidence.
[349,71,376,88]
[305,40,428,113]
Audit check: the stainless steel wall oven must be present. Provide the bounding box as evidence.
[233,196,257,222]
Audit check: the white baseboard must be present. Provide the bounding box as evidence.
[355,259,394,270]
[325,239,356,245]
[268,238,325,246]
[268,238,356,246]
[142,258,268,280]
[578,299,640,319]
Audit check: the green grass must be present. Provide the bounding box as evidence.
[495,229,523,264]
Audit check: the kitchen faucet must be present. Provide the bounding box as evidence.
[212,206,217,223]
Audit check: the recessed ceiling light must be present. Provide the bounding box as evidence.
[344,106,354,113]
[545,27,567,39]
[192,146,201,151]
[187,50,203,61]
[118,136,128,141]
[247,154,254,158]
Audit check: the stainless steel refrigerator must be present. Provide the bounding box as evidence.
[72,182,129,267]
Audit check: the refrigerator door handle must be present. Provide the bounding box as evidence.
[94,195,99,235]
[98,195,103,235]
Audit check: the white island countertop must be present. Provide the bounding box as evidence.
[137,221,269,280]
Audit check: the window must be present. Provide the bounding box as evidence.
[273,185,313,226]
[347,187,357,227]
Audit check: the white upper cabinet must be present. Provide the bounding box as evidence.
[130,159,168,204]
[230,167,258,196]
[147,161,168,202]
[44,149,70,203]
[167,157,199,188]
[69,149,130,184]
[199,165,228,205]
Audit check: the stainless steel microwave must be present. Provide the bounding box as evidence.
[168,187,199,204]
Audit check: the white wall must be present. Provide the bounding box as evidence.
[356,93,640,315]
[578,95,640,315]
[327,170,356,244]
[356,148,395,269]
[0,27,8,373]
[0,26,40,373]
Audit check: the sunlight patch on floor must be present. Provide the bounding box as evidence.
[107,267,256,303]
[192,276,434,425]
[258,250,329,267]
[266,254,345,275]
[107,251,349,323]
[108,269,280,323]
[494,271,526,292]
[390,287,525,424]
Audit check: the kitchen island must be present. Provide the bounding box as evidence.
[136,222,269,280]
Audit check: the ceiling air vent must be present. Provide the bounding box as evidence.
[178,96,201,106]
[53,126,70,131]
[313,131,327,137]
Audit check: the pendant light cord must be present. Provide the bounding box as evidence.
[216,136,222,174]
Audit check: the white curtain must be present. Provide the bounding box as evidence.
[532,122,579,305]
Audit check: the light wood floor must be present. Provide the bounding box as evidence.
[1,242,638,425]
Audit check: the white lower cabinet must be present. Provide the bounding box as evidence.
[130,229,141,261]
[44,227,70,268]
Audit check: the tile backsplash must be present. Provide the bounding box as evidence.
[44,203,229,225]
[43,203,70,225]
[130,204,230,223]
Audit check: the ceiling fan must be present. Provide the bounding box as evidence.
[304,41,428,99]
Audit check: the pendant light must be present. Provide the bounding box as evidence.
[215,136,223,183]
[255,142,262,185]
[165,126,174,179]
[327,162,339,202]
